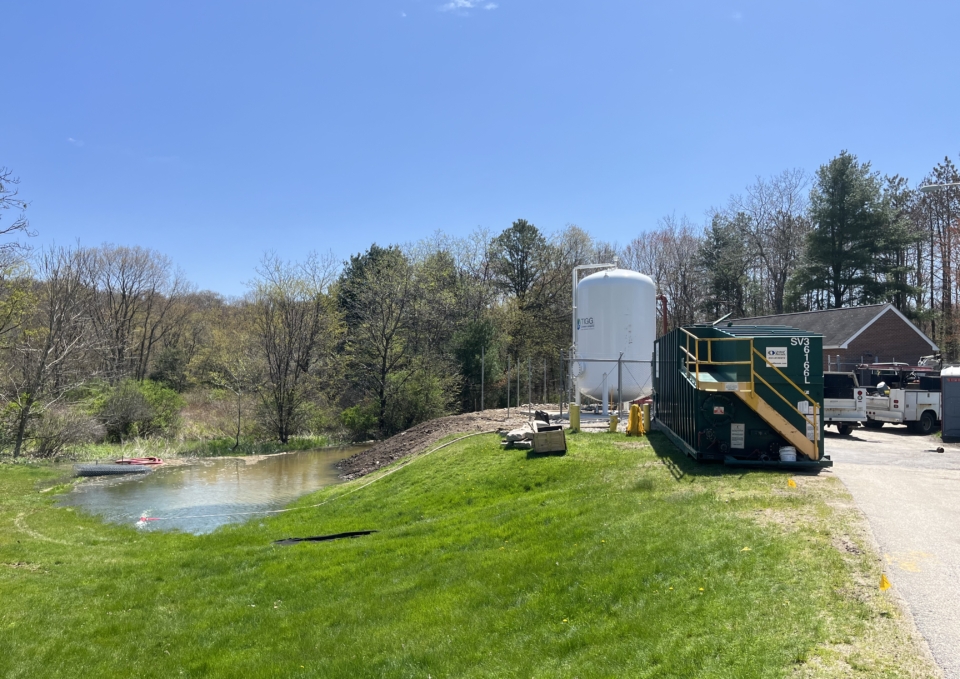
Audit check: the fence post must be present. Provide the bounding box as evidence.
[528,357,532,421]
[559,351,565,418]
[617,353,623,420]
[507,355,511,418]
[481,346,485,412]
[601,373,608,417]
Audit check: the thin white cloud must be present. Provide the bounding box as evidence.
[440,0,475,10]
[439,0,497,12]
[400,11,407,17]
[731,11,743,21]
[67,137,84,147]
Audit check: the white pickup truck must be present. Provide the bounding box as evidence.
[860,363,942,435]
[823,372,866,436]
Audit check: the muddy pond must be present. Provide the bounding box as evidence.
[59,447,364,535]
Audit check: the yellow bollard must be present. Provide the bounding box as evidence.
[642,403,651,434]
[627,404,641,436]
[609,414,619,433]
[569,404,580,433]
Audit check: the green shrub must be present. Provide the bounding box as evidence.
[340,402,378,441]
[29,407,105,458]
[97,379,185,442]
[382,362,460,435]
[300,400,338,434]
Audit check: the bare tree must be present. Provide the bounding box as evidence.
[620,228,670,291]
[447,227,498,324]
[251,251,340,443]
[210,350,259,450]
[620,225,673,333]
[83,245,191,381]
[729,169,810,314]
[916,158,960,356]
[0,167,34,252]
[0,168,35,344]
[1,247,94,458]
[623,215,704,330]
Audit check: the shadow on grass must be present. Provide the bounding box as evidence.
[646,431,748,481]
[525,450,567,460]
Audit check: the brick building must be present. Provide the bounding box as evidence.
[728,304,938,371]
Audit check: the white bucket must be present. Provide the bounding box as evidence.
[779,446,797,462]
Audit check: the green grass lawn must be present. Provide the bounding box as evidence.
[0,432,935,678]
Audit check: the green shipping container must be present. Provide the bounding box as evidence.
[653,324,831,470]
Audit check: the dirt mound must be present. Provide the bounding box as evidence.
[336,408,547,480]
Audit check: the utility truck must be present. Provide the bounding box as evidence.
[823,371,866,436]
[859,363,942,434]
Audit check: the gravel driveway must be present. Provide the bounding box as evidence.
[826,425,960,678]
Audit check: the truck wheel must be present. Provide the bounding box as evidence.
[913,411,937,435]
[864,420,884,429]
[837,424,853,436]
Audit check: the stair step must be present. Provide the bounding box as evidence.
[740,391,819,460]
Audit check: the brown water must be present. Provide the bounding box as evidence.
[58,447,364,535]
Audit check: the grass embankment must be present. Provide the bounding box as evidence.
[0,432,936,678]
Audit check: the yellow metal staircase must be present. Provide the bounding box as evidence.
[739,390,818,460]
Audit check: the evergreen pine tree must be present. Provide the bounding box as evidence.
[801,151,897,307]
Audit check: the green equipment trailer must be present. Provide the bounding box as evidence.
[653,324,832,471]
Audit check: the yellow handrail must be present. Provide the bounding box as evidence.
[754,372,818,431]
[678,328,752,389]
[751,347,817,408]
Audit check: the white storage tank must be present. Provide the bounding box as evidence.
[574,268,656,403]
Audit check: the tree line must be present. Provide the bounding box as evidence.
[624,152,960,355]
[1,150,958,457]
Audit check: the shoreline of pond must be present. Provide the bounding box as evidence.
[0,437,367,467]
[57,445,369,534]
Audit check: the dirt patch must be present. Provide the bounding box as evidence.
[337,407,548,480]
[744,506,818,534]
[833,535,863,556]
[613,440,651,450]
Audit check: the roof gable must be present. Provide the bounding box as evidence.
[727,304,938,350]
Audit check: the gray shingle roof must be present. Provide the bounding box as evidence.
[726,304,901,348]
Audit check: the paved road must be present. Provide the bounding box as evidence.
[826,426,960,678]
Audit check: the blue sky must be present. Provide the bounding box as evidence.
[3,1,958,295]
